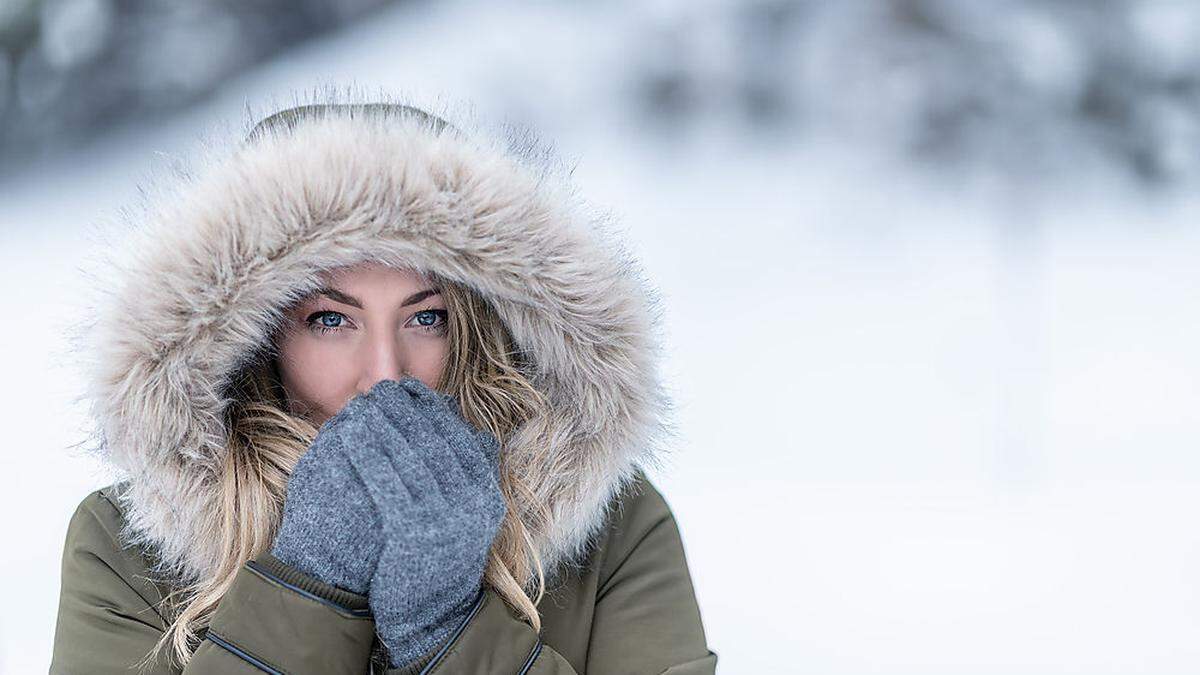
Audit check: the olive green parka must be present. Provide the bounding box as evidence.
[48,98,718,673]
[52,470,715,674]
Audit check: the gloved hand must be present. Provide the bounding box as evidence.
[270,376,507,668]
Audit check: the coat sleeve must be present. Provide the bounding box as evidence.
[381,476,719,675]
[49,490,380,675]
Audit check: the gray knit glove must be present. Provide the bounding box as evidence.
[270,376,507,669]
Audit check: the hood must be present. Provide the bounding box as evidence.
[75,92,675,588]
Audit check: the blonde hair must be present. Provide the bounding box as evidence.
[140,273,554,671]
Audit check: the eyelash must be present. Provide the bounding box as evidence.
[305,306,449,336]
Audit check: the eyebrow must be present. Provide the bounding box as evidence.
[313,286,440,309]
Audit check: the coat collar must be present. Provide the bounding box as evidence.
[77,95,674,586]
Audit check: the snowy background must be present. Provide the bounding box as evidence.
[3,1,1200,673]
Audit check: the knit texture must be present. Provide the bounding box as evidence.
[271,376,507,669]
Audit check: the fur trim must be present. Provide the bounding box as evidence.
[71,87,676,588]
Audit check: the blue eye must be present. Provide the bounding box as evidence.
[414,308,449,334]
[304,308,448,336]
[306,310,348,334]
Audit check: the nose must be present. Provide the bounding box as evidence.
[355,328,409,394]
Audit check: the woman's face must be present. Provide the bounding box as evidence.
[275,262,450,426]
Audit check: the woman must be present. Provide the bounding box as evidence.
[49,96,718,674]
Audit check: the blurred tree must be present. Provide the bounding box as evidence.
[623,0,1200,486]
[0,0,407,172]
[628,0,1200,188]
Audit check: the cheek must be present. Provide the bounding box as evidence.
[396,334,451,387]
[275,333,354,421]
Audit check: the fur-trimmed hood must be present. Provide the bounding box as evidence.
[74,91,675,590]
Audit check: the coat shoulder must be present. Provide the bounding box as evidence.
[64,483,145,562]
[595,469,679,587]
[60,483,173,628]
[65,485,126,549]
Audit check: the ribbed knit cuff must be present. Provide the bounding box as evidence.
[388,586,487,675]
[249,551,370,614]
[391,641,442,675]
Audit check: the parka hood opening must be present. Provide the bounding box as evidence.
[71,88,677,590]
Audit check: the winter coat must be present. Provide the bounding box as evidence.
[48,98,718,674]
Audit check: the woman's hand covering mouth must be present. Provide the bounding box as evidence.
[270,376,507,669]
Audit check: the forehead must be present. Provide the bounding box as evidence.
[292,263,442,312]
[319,262,432,289]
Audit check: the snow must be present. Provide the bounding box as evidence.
[2,1,1199,673]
